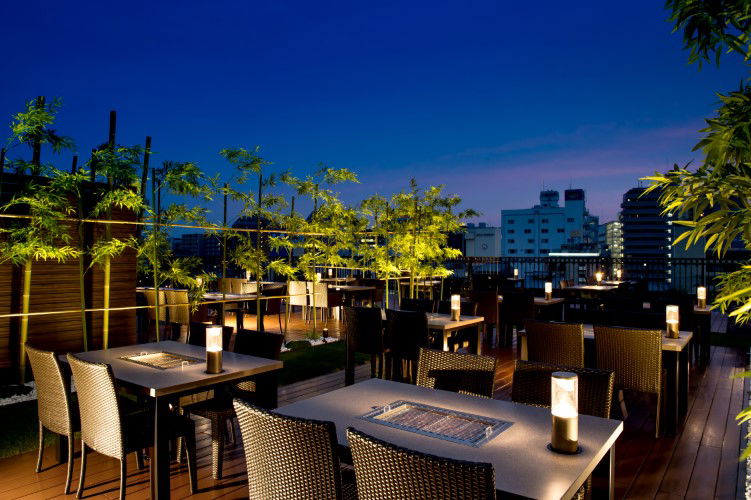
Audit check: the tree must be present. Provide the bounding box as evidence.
[644,0,751,457]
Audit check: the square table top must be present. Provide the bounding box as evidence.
[426,313,485,331]
[518,324,692,352]
[329,285,376,292]
[276,378,622,500]
[568,285,618,292]
[62,341,282,398]
[498,295,565,306]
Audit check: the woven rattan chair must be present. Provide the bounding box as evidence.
[67,353,198,499]
[499,290,535,348]
[287,280,309,323]
[399,297,434,313]
[142,289,167,340]
[385,309,430,383]
[178,330,284,479]
[347,427,496,500]
[342,306,385,384]
[234,399,356,500]
[26,345,79,494]
[415,348,496,398]
[593,325,663,437]
[165,290,190,340]
[523,320,585,368]
[511,360,614,500]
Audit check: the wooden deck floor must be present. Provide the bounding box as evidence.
[0,313,747,499]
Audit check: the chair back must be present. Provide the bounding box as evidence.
[241,281,258,295]
[437,300,478,316]
[307,282,328,308]
[385,309,430,363]
[143,289,167,321]
[500,291,535,324]
[415,348,496,398]
[347,427,496,500]
[234,329,284,360]
[288,281,308,307]
[342,306,383,355]
[399,297,434,313]
[524,320,584,368]
[233,399,347,500]
[469,290,498,323]
[26,345,74,436]
[511,360,614,418]
[165,290,190,325]
[218,278,232,294]
[559,279,568,289]
[593,325,662,394]
[187,322,233,350]
[66,354,123,459]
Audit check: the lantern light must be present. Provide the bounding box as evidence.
[666,305,680,339]
[450,294,461,321]
[595,271,603,284]
[513,268,519,278]
[697,287,707,308]
[544,282,553,301]
[550,371,579,454]
[205,325,223,374]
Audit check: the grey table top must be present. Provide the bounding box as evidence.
[519,324,692,352]
[62,341,282,397]
[568,285,618,292]
[380,310,485,330]
[498,295,566,306]
[277,378,622,500]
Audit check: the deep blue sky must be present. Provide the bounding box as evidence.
[1,1,746,224]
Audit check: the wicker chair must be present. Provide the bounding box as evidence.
[523,320,585,368]
[187,322,233,350]
[165,290,190,340]
[287,280,309,323]
[399,297,434,313]
[26,345,79,494]
[342,306,385,384]
[67,353,197,499]
[385,309,430,383]
[499,290,535,348]
[593,325,663,437]
[511,360,614,500]
[178,330,284,479]
[470,290,500,346]
[234,399,356,499]
[347,427,496,500]
[511,360,614,418]
[415,348,496,398]
[142,289,167,339]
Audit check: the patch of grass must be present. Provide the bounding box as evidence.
[0,400,54,459]
[279,340,368,386]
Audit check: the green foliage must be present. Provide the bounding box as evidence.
[667,0,751,67]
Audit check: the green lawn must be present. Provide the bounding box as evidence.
[0,340,364,459]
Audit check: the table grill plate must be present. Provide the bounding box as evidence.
[361,400,512,447]
[119,351,204,370]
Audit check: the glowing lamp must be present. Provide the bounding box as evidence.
[450,294,461,321]
[315,272,321,282]
[544,282,553,301]
[595,271,603,284]
[615,269,622,280]
[513,268,519,278]
[245,270,251,281]
[666,305,680,339]
[697,286,707,308]
[205,325,223,374]
[550,371,579,454]
[328,268,333,277]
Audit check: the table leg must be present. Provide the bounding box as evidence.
[592,444,615,500]
[236,309,244,331]
[476,325,482,355]
[442,331,449,352]
[150,397,171,499]
[663,351,679,436]
[679,346,689,419]
[345,327,355,386]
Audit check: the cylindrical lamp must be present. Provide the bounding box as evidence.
[544,282,553,301]
[245,270,251,281]
[328,268,333,277]
[666,305,680,339]
[450,294,461,321]
[513,268,519,278]
[550,371,579,454]
[697,286,707,308]
[595,271,603,284]
[205,325,223,374]
[615,269,622,280]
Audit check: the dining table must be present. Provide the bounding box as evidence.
[517,324,692,435]
[60,341,282,499]
[276,378,623,500]
[498,294,566,321]
[329,284,376,306]
[380,310,485,354]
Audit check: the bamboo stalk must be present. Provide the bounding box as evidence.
[19,259,31,382]
[138,136,151,231]
[151,167,161,340]
[221,183,228,327]
[283,196,295,340]
[102,111,115,349]
[256,173,264,331]
[31,97,44,170]
[73,155,89,351]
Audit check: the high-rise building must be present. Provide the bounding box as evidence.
[462,223,502,257]
[501,189,599,257]
[598,221,623,258]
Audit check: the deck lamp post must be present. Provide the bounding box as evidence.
[450,294,461,321]
[697,287,707,308]
[544,282,553,301]
[666,305,680,339]
[206,325,223,374]
[550,371,579,454]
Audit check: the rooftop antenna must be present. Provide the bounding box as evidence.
[569,177,572,189]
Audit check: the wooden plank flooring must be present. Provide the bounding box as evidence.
[0,313,747,499]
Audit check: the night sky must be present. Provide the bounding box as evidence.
[1,1,745,225]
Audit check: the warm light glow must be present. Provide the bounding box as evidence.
[206,326,223,352]
[545,282,552,294]
[595,271,603,283]
[196,277,203,288]
[551,372,578,418]
[513,268,519,277]
[245,270,251,281]
[315,272,321,282]
[666,305,679,323]
[615,269,622,279]
[451,294,460,311]
[697,287,706,300]
[328,268,333,277]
